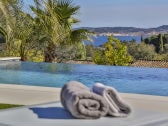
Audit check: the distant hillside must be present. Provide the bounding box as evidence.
[80,25,168,35]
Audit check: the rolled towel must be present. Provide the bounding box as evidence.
[61,81,109,119]
[93,83,131,117]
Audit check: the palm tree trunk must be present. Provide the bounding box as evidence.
[44,44,57,62]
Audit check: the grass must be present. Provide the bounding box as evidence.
[0,103,23,110]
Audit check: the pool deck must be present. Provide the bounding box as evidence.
[0,83,168,113]
[0,84,168,126]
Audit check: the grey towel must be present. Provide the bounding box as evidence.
[93,83,131,117]
[61,81,109,119]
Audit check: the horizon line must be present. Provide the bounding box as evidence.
[74,24,168,29]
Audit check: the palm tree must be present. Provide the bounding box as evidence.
[55,0,93,60]
[30,0,92,62]
[30,0,66,62]
[0,0,17,52]
[1,0,92,62]
[0,0,39,61]
[13,11,36,61]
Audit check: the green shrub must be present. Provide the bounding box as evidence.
[93,36,133,66]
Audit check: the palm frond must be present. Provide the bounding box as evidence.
[55,0,80,29]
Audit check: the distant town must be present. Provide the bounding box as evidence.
[82,25,168,36]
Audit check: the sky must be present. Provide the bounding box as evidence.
[24,0,168,28]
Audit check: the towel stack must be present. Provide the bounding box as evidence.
[61,81,132,119]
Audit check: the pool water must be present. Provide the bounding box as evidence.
[0,61,168,96]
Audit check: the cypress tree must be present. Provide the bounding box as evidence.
[141,35,144,42]
[159,34,164,53]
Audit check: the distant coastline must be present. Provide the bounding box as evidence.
[96,33,142,37]
[80,25,168,36]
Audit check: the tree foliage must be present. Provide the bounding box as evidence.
[92,48,105,65]
[159,34,164,53]
[0,27,6,43]
[126,41,156,60]
[0,0,38,60]
[0,0,20,51]
[0,0,92,62]
[93,36,133,66]
[30,0,92,62]
[144,34,168,54]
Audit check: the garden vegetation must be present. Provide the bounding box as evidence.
[1,0,168,66]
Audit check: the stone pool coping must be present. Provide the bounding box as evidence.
[0,83,168,113]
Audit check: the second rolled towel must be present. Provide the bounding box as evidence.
[93,83,131,117]
[61,81,109,119]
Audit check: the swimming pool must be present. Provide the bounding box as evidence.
[0,61,168,96]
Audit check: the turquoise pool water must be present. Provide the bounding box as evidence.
[0,61,168,96]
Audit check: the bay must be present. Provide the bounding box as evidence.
[85,35,141,47]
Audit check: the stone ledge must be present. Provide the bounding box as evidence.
[0,57,21,61]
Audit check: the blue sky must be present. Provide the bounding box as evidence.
[23,0,168,28]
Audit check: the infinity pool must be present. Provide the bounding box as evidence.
[0,61,168,96]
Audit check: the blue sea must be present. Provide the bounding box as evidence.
[85,35,141,47]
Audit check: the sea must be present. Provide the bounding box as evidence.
[84,35,141,47]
